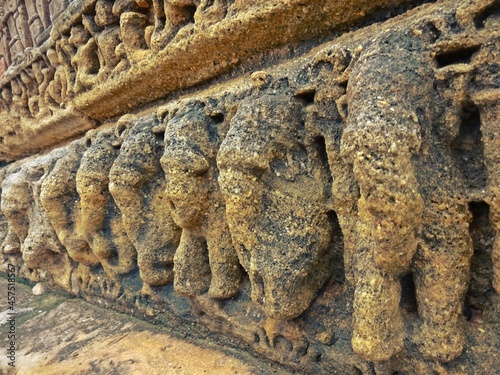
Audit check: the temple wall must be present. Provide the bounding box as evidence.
[0,0,499,373]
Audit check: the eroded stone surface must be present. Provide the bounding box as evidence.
[0,0,499,374]
[109,114,181,288]
[41,139,99,267]
[1,151,73,289]
[218,93,337,320]
[76,127,137,279]
[160,99,242,299]
[0,0,424,161]
[0,279,275,375]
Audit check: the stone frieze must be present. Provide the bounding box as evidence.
[0,0,499,373]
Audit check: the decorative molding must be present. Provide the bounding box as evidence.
[0,0,499,373]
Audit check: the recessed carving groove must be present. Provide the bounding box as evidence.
[435,46,480,67]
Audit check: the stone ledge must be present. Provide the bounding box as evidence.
[0,279,275,375]
[74,0,423,120]
[0,0,428,162]
[0,107,96,161]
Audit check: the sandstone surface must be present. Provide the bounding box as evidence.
[0,0,499,373]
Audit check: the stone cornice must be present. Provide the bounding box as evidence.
[0,0,425,161]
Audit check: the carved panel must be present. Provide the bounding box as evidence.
[0,0,424,160]
[0,0,499,373]
[109,114,181,289]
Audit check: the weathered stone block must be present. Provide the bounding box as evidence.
[0,0,499,374]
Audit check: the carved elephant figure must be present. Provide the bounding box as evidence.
[109,114,181,289]
[1,151,73,289]
[335,33,474,363]
[76,128,137,280]
[0,165,22,257]
[160,99,242,299]
[41,139,99,267]
[217,93,336,319]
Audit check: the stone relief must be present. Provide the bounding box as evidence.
[337,32,476,363]
[1,151,73,289]
[40,139,99,268]
[218,93,337,319]
[109,114,181,290]
[0,0,232,155]
[0,0,498,373]
[160,99,242,299]
[76,127,137,279]
[69,24,99,95]
[2,0,442,161]
[0,0,234,108]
